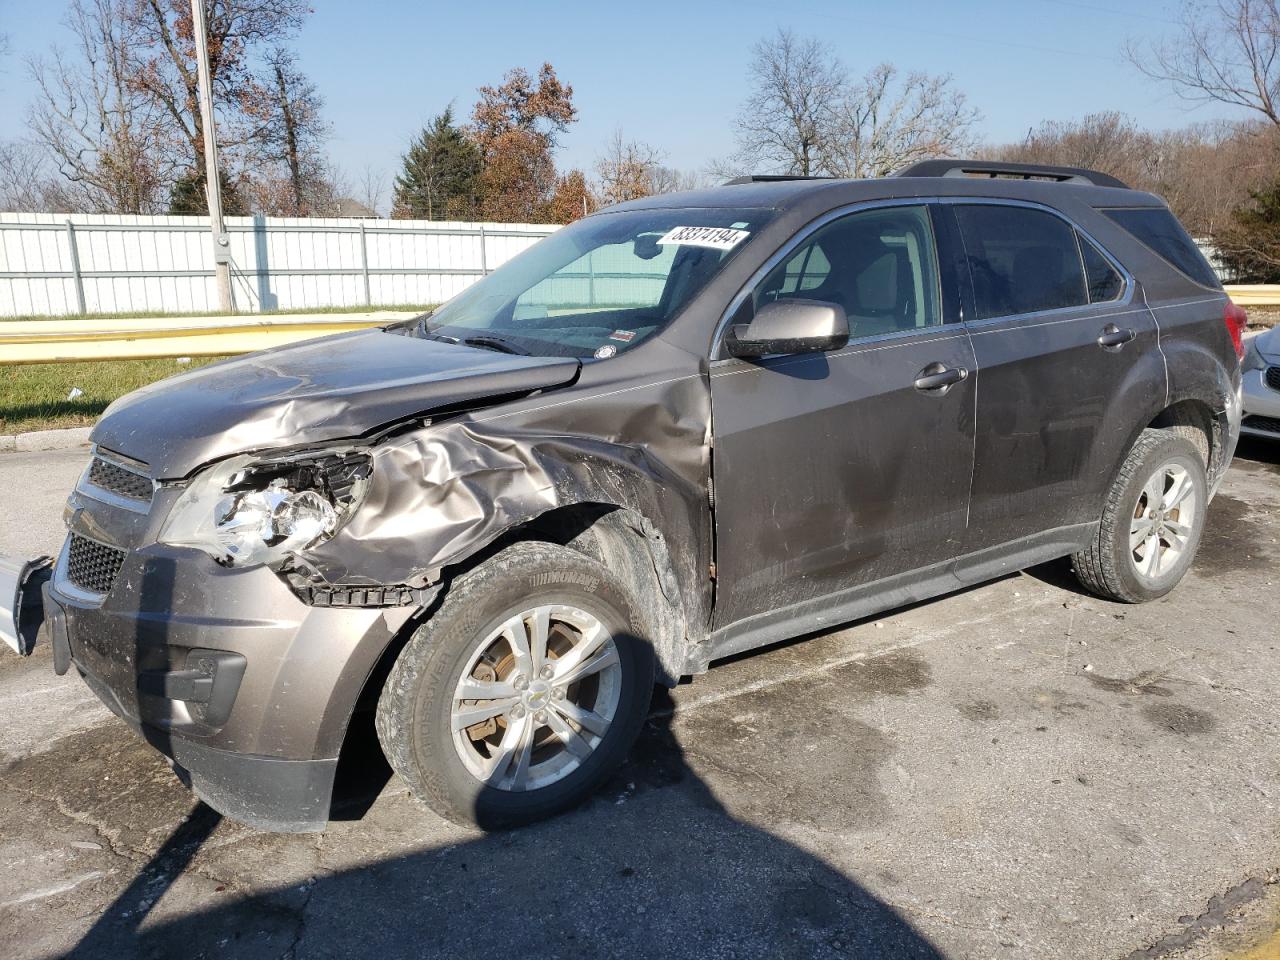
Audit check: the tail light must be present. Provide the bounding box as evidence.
[1224,300,1248,361]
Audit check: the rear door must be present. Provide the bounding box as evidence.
[710,203,977,629]
[946,200,1159,567]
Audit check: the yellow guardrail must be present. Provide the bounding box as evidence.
[0,311,421,364]
[1,287,1277,366]
[1224,285,1280,307]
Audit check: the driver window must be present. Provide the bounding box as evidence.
[755,205,941,339]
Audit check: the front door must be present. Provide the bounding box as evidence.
[709,204,977,631]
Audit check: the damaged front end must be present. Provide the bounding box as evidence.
[26,341,713,832]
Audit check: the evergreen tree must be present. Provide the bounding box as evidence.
[392,108,482,220]
[167,169,248,216]
[1215,178,1280,283]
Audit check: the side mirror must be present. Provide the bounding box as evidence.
[725,299,849,358]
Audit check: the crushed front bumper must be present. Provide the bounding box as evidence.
[15,539,417,832]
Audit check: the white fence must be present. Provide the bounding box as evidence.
[0,213,559,317]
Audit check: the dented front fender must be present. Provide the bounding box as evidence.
[301,348,716,640]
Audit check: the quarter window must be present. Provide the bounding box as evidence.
[754,205,941,338]
[1078,232,1124,303]
[954,205,1089,320]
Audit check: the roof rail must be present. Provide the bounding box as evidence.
[723,174,837,185]
[893,159,1128,189]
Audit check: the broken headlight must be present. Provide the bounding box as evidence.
[158,449,372,568]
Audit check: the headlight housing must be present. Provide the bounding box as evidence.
[159,448,372,568]
[1242,337,1268,373]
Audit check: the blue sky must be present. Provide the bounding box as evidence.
[0,0,1248,195]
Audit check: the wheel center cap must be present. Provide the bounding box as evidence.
[523,680,551,709]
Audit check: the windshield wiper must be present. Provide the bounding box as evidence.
[461,335,529,356]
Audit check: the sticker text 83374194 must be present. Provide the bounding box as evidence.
[657,226,750,250]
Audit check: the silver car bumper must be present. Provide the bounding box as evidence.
[0,554,52,655]
[1241,362,1280,438]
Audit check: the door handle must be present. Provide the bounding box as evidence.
[1097,324,1136,349]
[914,362,968,392]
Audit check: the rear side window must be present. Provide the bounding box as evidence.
[1078,233,1124,303]
[1102,207,1220,289]
[954,205,1089,320]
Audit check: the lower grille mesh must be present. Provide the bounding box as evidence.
[65,534,126,595]
[1266,366,1280,392]
[1243,414,1280,435]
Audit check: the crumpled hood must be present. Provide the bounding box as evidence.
[91,328,581,478]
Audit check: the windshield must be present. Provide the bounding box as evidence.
[418,207,774,358]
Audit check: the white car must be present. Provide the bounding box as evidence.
[1243,325,1280,439]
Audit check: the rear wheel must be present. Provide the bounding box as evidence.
[1072,429,1208,603]
[375,541,654,828]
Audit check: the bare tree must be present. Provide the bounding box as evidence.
[243,47,330,214]
[723,31,977,180]
[1153,121,1280,235]
[120,0,312,184]
[594,131,702,205]
[822,64,980,178]
[649,166,703,193]
[26,0,171,212]
[985,112,1155,188]
[25,0,326,214]
[357,165,387,217]
[595,131,659,204]
[983,113,1278,237]
[1126,0,1280,126]
[728,29,845,176]
[0,140,74,211]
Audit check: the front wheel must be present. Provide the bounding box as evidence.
[375,541,655,828]
[1072,428,1208,603]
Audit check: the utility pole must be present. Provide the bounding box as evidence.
[192,0,234,312]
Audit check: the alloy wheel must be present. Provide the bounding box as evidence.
[450,604,622,792]
[1129,460,1198,581]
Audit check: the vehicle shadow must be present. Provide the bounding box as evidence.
[64,686,947,960]
[1234,434,1280,469]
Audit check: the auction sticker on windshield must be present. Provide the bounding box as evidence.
[657,226,750,250]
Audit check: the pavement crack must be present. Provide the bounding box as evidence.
[1121,871,1278,960]
[4,780,138,865]
[281,878,316,960]
[3,780,241,893]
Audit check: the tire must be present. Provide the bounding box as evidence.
[375,540,655,828]
[1072,428,1208,603]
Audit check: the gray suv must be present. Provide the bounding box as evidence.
[1,160,1245,832]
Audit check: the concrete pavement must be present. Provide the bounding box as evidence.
[0,440,1278,959]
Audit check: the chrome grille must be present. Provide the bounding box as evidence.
[1266,366,1280,392]
[65,534,126,595]
[87,454,153,503]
